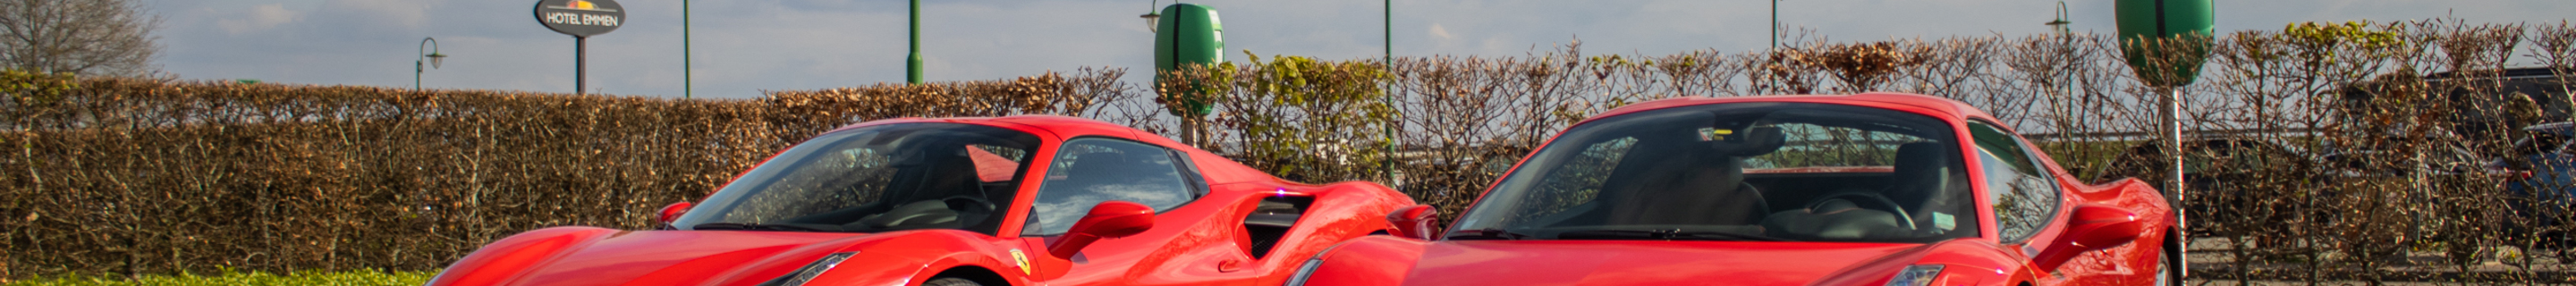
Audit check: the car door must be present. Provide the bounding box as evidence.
[1013,137,1247,286]
[1967,121,2145,285]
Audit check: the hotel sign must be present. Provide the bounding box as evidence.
[535,0,623,37]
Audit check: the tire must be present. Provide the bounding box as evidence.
[924,277,983,286]
[2159,231,2184,286]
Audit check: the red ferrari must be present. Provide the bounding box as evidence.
[423,115,1419,286]
[1291,93,2182,286]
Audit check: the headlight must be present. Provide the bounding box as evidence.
[760,252,858,286]
[1883,265,1945,286]
[1280,257,1324,286]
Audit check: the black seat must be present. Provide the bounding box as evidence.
[1757,141,1959,240]
[1597,126,1779,226]
[1885,142,1962,231]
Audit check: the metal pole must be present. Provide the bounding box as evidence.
[2163,85,2188,279]
[2048,2,2071,138]
[1384,0,1397,187]
[577,36,588,95]
[2163,87,2184,219]
[1770,0,1781,50]
[907,0,923,85]
[683,0,691,98]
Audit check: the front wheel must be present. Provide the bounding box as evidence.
[925,277,983,286]
[2158,231,2184,286]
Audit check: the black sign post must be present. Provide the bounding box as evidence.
[534,0,623,95]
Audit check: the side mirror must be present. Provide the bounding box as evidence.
[657,202,693,225]
[1387,205,1440,240]
[1048,201,1157,259]
[2032,205,2148,271]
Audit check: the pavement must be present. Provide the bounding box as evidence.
[2183,237,2576,283]
[2182,280,2484,286]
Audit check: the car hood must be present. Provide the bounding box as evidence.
[484,229,889,286]
[1395,240,1932,286]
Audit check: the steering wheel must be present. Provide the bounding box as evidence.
[1803,192,1916,231]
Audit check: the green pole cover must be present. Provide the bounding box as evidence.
[2115,0,2216,87]
[1154,4,1224,117]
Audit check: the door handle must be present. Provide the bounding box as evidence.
[1216,258,1243,273]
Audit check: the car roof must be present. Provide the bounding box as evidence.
[819,114,1141,139]
[821,114,1294,187]
[1588,92,1989,127]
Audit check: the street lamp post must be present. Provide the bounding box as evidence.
[2046,2,2072,35]
[683,0,692,98]
[2046,2,2072,128]
[417,38,447,91]
[1383,0,1398,189]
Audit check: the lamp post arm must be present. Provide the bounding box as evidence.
[420,38,438,57]
[417,38,437,91]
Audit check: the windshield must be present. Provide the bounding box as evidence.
[1451,102,1977,243]
[672,122,1040,234]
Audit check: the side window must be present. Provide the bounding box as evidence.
[1021,138,1200,236]
[1969,122,2061,243]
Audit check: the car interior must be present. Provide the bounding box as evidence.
[682,124,1037,234]
[1466,104,1976,243]
[782,138,1022,232]
[1752,141,1965,240]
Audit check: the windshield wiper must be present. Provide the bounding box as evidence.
[690,223,836,232]
[1551,229,1787,241]
[1444,228,1532,240]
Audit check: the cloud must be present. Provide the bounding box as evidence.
[216,4,298,34]
[1428,23,1454,40]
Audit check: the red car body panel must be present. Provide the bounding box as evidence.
[425,115,1419,286]
[1302,93,2179,286]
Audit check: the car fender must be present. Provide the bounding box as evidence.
[1239,181,1417,285]
[1306,181,1419,231]
[2071,177,2179,242]
[423,226,623,286]
[782,231,1035,286]
[1295,235,1431,285]
[2050,177,2180,286]
[1805,240,2029,286]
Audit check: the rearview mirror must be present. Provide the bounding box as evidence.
[1387,205,1440,240]
[1048,201,1157,258]
[657,202,693,225]
[2032,205,2147,271]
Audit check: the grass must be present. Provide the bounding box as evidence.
[4,269,436,286]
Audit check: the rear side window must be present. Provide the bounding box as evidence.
[1970,122,2060,243]
[1021,138,1202,236]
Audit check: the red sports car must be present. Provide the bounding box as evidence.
[1290,93,2182,286]
[424,115,1419,286]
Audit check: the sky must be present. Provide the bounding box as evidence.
[146,0,2572,99]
